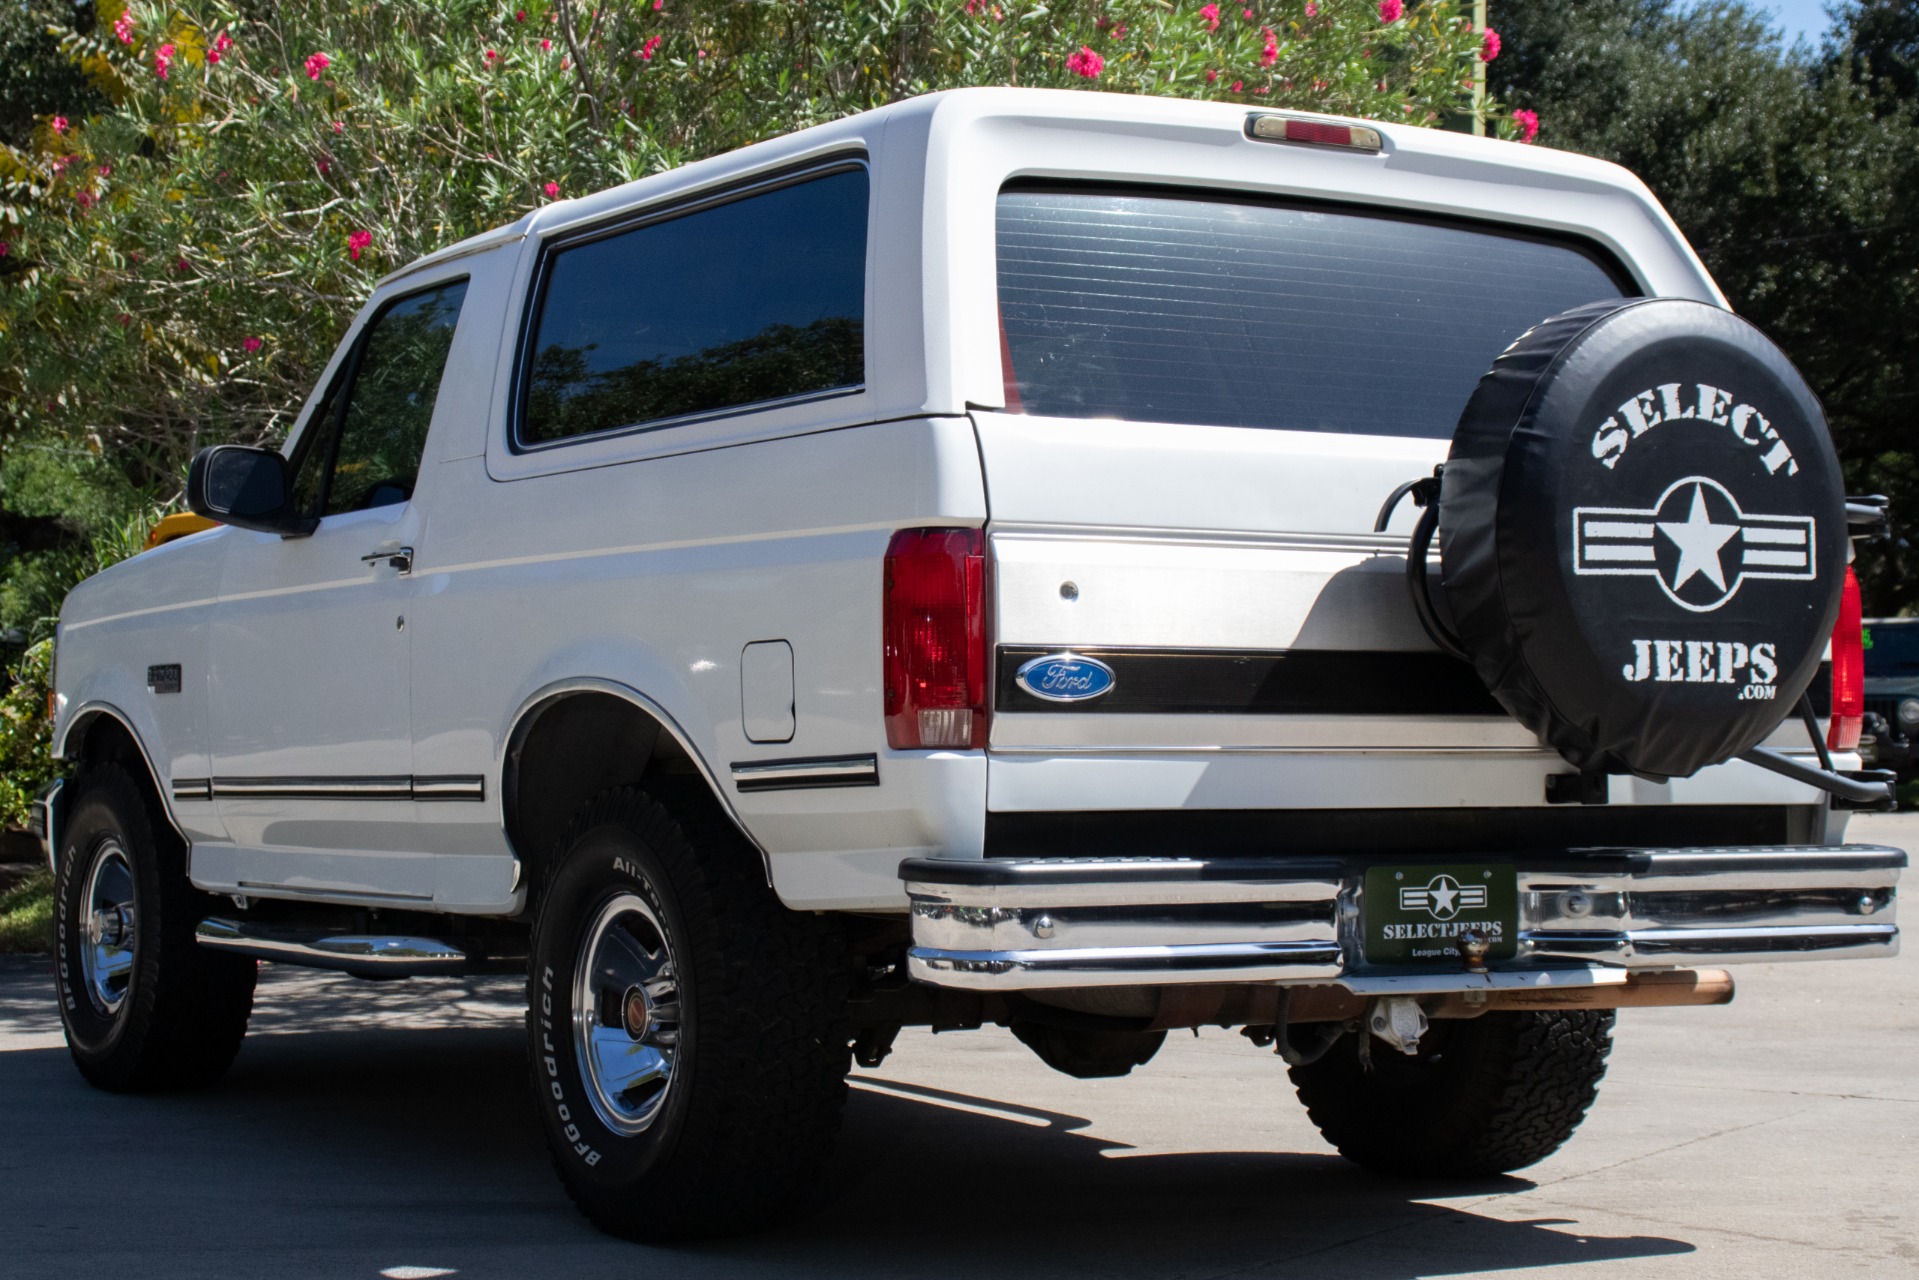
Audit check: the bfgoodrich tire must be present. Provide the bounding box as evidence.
[527,785,851,1241]
[54,763,256,1092]
[1289,1010,1615,1177]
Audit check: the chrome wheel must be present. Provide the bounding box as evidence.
[80,840,137,1017]
[573,891,682,1136]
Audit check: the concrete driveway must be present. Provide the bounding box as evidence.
[3,814,1914,1279]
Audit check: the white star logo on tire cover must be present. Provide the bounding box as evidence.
[1572,475,1816,613]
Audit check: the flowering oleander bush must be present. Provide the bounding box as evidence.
[0,640,52,827]
[0,1,1509,638]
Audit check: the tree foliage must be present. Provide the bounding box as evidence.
[1492,0,1919,615]
[0,0,1492,649]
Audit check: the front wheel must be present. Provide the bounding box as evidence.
[528,786,851,1240]
[54,763,256,1091]
[1289,1009,1615,1177]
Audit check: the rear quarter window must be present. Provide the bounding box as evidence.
[997,187,1634,439]
[517,164,868,448]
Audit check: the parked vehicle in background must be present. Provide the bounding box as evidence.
[33,88,1904,1242]
[1863,617,1919,780]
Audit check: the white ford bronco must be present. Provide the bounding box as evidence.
[36,88,1905,1240]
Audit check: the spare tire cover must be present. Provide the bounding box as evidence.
[1439,298,1846,779]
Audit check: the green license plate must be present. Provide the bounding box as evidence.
[1363,863,1519,966]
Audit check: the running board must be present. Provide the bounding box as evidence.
[196,917,486,977]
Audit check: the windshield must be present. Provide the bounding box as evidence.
[996,188,1633,439]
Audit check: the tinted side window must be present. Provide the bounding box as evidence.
[288,378,340,519]
[519,166,867,446]
[997,190,1632,439]
[287,282,468,519]
[322,280,468,515]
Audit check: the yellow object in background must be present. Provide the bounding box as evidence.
[143,512,219,550]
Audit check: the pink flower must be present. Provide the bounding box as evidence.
[1065,44,1104,78]
[1231,79,1243,91]
[0,241,9,257]
[1377,0,1402,21]
[1199,4,1220,31]
[347,229,372,260]
[544,181,560,198]
[97,163,111,176]
[332,120,344,133]
[516,8,526,18]
[1260,25,1278,65]
[1481,28,1500,61]
[50,156,69,174]
[154,43,174,79]
[1205,68,1217,82]
[113,12,134,44]
[653,0,664,9]
[1305,1,1317,14]
[1512,108,1539,143]
[304,51,330,80]
[75,190,96,209]
[206,31,232,65]
[541,37,552,50]
[205,49,219,64]
[242,336,263,353]
[50,116,68,134]
[1242,7,1253,18]
[1112,23,1127,36]
[484,48,498,64]
[640,35,662,59]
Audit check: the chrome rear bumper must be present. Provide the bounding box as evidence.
[901,845,1903,991]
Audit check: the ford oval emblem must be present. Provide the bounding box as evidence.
[1014,653,1117,703]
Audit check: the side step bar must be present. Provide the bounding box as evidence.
[195,918,512,978]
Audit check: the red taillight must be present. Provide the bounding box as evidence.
[1829,565,1865,752]
[883,528,987,750]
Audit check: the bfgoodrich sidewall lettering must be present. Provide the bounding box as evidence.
[53,819,135,1056]
[530,838,688,1187]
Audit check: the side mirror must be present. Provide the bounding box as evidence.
[186,446,317,537]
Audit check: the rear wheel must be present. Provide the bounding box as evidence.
[54,763,256,1091]
[1289,1009,1614,1177]
[527,785,851,1240]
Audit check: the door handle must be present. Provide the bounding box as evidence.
[362,546,413,574]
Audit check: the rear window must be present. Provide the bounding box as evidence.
[517,165,867,447]
[996,188,1633,439]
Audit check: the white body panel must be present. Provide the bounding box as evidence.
[52,88,1827,919]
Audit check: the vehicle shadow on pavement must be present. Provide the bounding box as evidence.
[0,1008,1697,1280]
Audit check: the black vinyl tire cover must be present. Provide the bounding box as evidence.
[1439,298,1847,780]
